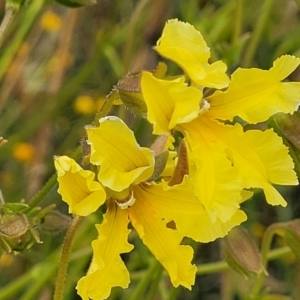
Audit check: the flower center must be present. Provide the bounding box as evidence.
[199,99,210,114]
[111,188,136,209]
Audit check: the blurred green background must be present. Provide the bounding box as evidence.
[1,0,300,299]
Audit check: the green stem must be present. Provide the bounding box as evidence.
[53,215,84,300]
[248,223,282,299]
[232,0,243,46]
[130,259,162,300]
[25,173,57,210]
[145,263,164,300]
[242,0,273,67]
[92,91,118,126]
[197,260,228,275]
[0,4,17,48]
[0,0,46,81]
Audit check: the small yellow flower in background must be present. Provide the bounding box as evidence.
[73,95,96,115]
[13,143,35,162]
[40,11,62,32]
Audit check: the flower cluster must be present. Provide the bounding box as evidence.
[54,19,300,300]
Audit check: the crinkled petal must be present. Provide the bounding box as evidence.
[226,125,298,206]
[189,118,297,206]
[77,205,133,300]
[128,193,196,289]
[208,55,300,123]
[133,181,247,243]
[54,156,106,216]
[198,60,230,89]
[141,71,201,135]
[154,19,229,88]
[86,116,154,191]
[180,120,243,223]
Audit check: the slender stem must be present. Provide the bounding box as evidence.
[197,260,228,275]
[145,264,164,300]
[0,5,18,48]
[130,259,162,300]
[0,0,46,81]
[242,0,273,67]
[92,91,117,126]
[232,0,243,46]
[25,173,57,210]
[248,223,282,299]
[53,215,84,300]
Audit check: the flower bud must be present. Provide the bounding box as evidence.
[116,73,147,116]
[223,226,264,278]
[0,212,41,253]
[169,140,189,186]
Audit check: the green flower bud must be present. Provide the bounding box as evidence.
[116,73,147,116]
[223,226,264,278]
[0,212,41,253]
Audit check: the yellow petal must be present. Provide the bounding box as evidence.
[227,125,298,206]
[86,116,154,191]
[128,194,197,289]
[77,205,133,300]
[133,181,247,243]
[141,71,201,135]
[180,119,243,223]
[155,19,229,88]
[54,156,106,216]
[208,55,300,123]
[188,118,297,206]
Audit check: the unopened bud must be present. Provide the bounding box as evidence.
[147,135,169,181]
[41,211,71,233]
[223,226,264,278]
[0,213,41,253]
[116,73,147,116]
[272,112,300,150]
[169,140,189,186]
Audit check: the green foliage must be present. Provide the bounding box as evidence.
[1,0,300,299]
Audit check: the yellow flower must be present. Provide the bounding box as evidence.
[54,156,106,216]
[53,116,246,299]
[154,19,229,89]
[40,11,62,32]
[73,95,96,115]
[141,20,300,222]
[13,143,35,162]
[86,116,155,192]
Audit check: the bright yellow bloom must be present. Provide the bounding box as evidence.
[54,117,246,299]
[55,156,106,216]
[86,116,155,192]
[155,19,229,89]
[141,20,300,220]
